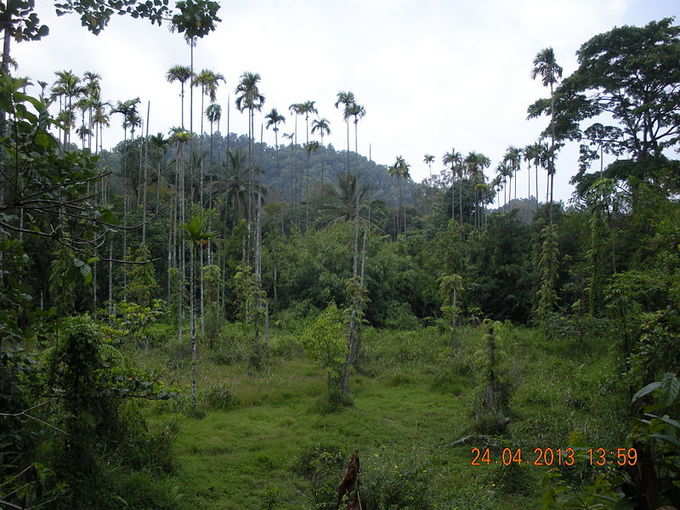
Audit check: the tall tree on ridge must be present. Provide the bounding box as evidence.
[388,155,410,235]
[265,107,285,170]
[443,149,463,222]
[312,118,331,182]
[348,102,365,156]
[531,47,562,222]
[335,91,356,176]
[504,146,522,201]
[299,100,318,213]
[424,154,435,177]
[464,151,490,228]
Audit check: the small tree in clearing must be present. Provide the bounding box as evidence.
[301,303,347,402]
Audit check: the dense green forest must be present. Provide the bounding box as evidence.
[1,2,679,509]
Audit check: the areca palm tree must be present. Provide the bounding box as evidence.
[388,155,410,235]
[235,71,265,280]
[495,160,511,209]
[348,102,366,156]
[193,69,225,135]
[311,118,330,145]
[52,70,82,147]
[166,65,194,129]
[206,103,222,162]
[464,152,491,228]
[299,100,318,146]
[91,99,109,154]
[424,154,435,177]
[504,146,522,201]
[531,47,563,221]
[265,107,286,169]
[443,149,463,222]
[82,71,101,150]
[181,211,214,407]
[312,118,331,182]
[149,133,168,214]
[288,103,303,146]
[523,143,539,201]
[335,91,356,176]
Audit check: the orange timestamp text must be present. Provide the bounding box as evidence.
[470,447,638,467]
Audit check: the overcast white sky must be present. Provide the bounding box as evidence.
[15,0,680,202]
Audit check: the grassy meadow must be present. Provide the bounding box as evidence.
[128,322,625,509]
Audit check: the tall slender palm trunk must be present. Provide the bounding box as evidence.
[459,175,463,225]
[142,101,150,244]
[535,162,539,203]
[451,178,455,221]
[345,120,350,177]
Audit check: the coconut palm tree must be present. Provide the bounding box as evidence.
[443,149,463,222]
[531,47,563,221]
[166,65,194,129]
[319,173,370,223]
[212,150,250,229]
[335,91,356,176]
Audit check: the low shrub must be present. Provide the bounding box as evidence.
[360,451,434,510]
[204,383,239,410]
[270,333,304,359]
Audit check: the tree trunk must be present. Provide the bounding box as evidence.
[345,119,350,177]
[527,162,530,200]
[190,241,198,408]
[535,160,539,203]
[459,174,463,225]
[549,82,555,224]
[122,196,127,299]
[200,86,204,135]
[108,239,113,315]
[142,101,150,244]
[1,20,11,136]
[451,175,455,221]
[180,83,185,129]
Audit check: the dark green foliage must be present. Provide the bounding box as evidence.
[38,316,177,508]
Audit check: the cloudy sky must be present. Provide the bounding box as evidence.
[15,0,680,203]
